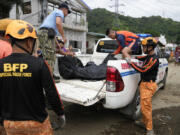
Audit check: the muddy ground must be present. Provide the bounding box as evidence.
[51,63,180,135]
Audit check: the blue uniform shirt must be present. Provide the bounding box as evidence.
[116,34,126,48]
[40,9,64,35]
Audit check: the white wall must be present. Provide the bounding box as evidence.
[9,0,88,53]
[63,29,86,53]
[9,0,41,28]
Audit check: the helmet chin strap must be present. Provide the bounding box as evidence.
[145,45,154,54]
[14,39,36,55]
[30,40,36,55]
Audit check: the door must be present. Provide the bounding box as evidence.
[155,47,165,83]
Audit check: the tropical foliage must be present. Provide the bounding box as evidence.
[87,8,180,42]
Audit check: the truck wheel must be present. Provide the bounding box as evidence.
[160,72,167,90]
[130,88,141,120]
[119,88,141,120]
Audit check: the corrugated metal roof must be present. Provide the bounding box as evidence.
[87,32,106,37]
[76,0,91,11]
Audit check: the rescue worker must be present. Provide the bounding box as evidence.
[38,2,71,83]
[126,37,159,135]
[0,19,13,59]
[55,36,74,56]
[53,37,74,81]
[106,29,140,59]
[0,18,14,135]
[0,20,65,135]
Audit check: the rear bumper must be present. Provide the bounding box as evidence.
[103,89,135,109]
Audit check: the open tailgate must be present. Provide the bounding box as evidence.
[56,80,106,106]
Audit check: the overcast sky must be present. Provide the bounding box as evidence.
[83,0,180,22]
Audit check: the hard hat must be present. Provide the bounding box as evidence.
[5,20,37,39]
[56,36,64,44]
[0,18,13,31]
[141,37,157,47]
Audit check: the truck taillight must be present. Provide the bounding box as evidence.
[106,67,124,92]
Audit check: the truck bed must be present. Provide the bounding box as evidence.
[56,79,106,106]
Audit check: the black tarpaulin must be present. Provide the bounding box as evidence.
[58,54,116,80]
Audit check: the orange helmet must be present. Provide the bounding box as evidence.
[5,20,37,39]
[0,18,13,31]
[141,37,157,47]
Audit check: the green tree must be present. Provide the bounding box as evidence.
[176,35,180,44]
[87,8,180,42]
[144,30,160,37]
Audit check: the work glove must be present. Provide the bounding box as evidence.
[125,57,131,64]
[58,114,66,128]
[110,53,115,57]
[51,115,66,130]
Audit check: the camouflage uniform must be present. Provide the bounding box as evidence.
[38,29,56,73]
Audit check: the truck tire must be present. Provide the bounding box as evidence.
[119,87,141,120]
[160,71,167,90]
[129,88,141,120]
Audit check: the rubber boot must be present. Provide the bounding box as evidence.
[135,120,146,129]
[146,130,155,135]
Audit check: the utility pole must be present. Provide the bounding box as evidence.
[110,0,125,15]
[109,0,125,28]
[115,0,119,15]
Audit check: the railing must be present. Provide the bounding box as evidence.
[63,21,88,32]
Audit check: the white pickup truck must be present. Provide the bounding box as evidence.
[55,38,168,119]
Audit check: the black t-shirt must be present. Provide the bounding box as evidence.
[131,54,159,82]
[0,53,64,122]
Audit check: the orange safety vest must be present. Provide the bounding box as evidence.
[116,31,139,45]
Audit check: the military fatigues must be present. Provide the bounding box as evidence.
[38,29,56,73]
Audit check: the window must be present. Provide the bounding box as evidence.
[97,40,119,53]
[22,1,31,14]
[86,41,89,48]
[96,40,142,55]
[48,3,58,12]
[132,43,142,55]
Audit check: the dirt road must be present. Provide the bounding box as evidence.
[52,63,180,135]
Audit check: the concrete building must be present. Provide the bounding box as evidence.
[86,32,105,54]
[9,0,91,53]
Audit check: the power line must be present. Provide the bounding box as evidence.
[109,0,125,14]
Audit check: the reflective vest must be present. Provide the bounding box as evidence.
[116,31,139,45]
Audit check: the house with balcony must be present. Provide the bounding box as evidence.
[9,0,91,53]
